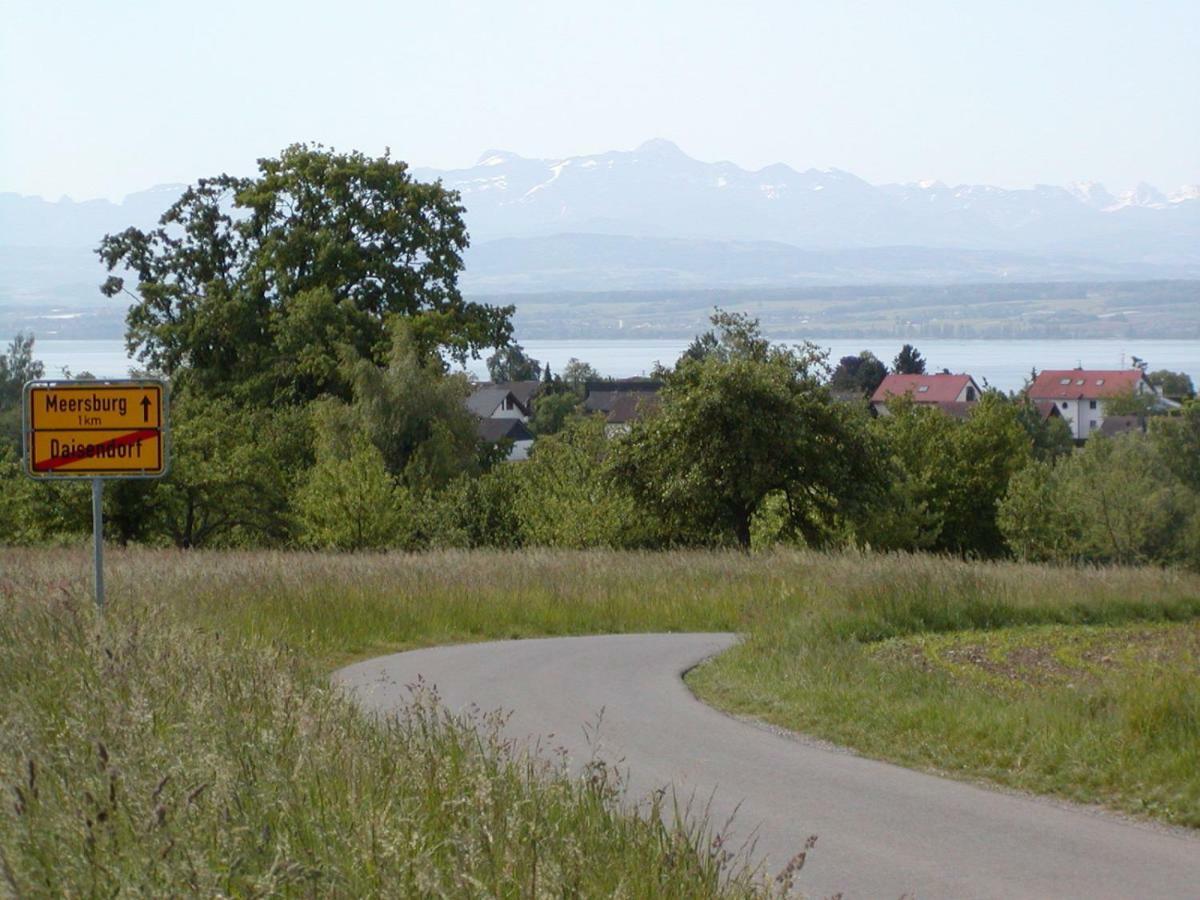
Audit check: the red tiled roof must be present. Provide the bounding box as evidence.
[1034,401,1063,420]
[1027,369,1148,401]
[871,373,976,405]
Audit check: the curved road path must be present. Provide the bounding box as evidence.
[336,633,1200,899]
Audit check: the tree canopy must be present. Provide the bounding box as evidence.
[829,351,888,397]
[893,343,927,375]
[1,333,45,451]
[615,312,880,548]
[98,144,513,404]
[486,342,542,382]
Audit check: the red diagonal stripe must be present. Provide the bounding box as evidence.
[35,429,160,472]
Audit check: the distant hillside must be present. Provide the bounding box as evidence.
[459,234,1198,293]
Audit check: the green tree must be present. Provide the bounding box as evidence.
[1013,397,1074,462]
[996,461,1080,562]
[297,435,410,551]
[424,466,525,549]
[313,324,482,491]
[486,342,542,382]
[516,416,660,548]
[1103,387,1158,417]
[559,358,601,392]
[893,343,927,375]
[1000,433,1198,567]
[873,394,1031,556]
[98,144,512,405]
[528,391,580,436]
[0,333,45,451]
[1147,370,1195,400]
[1150,400,1200,492]
[0,445,91,543]
[614,312,879,549]
[829,351,888,397]
[134,393,310,548]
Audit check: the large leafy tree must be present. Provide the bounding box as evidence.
[486,342,542,382]
[614,312,880,549]
[97,144,512,404]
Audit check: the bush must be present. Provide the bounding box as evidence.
[296,436,414,550]
[516,417,663,549]
[1000,433,1200,567]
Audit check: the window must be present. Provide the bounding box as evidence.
[1060,378,1071,385]
[1090,420,1097,429]
[504,396,514,410]
[917,385,929,393]
[1061,402,1069,409]
[1089,400,1097,409]
[1076,379,1085,385]
[1096,378,1105,386]
[966,387,976,401]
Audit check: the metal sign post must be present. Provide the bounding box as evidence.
[22,379,170,610]
[92,478,105,610]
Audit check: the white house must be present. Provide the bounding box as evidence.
[1026,369,1159,441]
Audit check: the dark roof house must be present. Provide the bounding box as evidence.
[476,417,534,444]
[467,385,531,419]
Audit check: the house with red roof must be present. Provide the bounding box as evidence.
[870,372,982,417]
[1026,369,1157,441]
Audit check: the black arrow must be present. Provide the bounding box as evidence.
[141,396,151,423]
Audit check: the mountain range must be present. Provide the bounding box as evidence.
[1,139,1198,304]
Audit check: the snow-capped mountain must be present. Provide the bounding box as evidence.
[1,140,1197,302]
[411,139,1199,264]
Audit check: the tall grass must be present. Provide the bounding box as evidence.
[3,544,1198,895]
[0,549,784,897]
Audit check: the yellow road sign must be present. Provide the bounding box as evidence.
[24,380,169,478]
[28,384,162,431]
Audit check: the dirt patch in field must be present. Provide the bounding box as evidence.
[871,622,1200,691]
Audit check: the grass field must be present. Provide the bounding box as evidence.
[2,546,1199,894]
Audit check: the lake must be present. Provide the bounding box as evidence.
[31,337,1200,394]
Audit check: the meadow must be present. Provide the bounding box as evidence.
[2,546,1198,895]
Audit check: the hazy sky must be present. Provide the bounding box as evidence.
[3,0,1197,201]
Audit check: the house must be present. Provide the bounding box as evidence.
[870,372,982,417]
[602,392,662,435]
[583,379,663,436]
[467,384,532,420]
[477,417,534,461]
[467,383,536,461]
[1026,369,1159,441]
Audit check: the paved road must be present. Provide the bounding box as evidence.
[336,634,1200,899]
